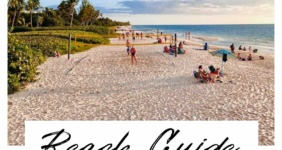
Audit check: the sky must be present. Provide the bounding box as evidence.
[39,0,274,25]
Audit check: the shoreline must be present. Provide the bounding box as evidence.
[130,25,274,56]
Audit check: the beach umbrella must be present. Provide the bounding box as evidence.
[210,49,236,75]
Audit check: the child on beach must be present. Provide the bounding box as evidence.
[164,35,167,43]
[130,46,137,65]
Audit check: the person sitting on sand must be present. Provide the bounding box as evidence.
[196,65,204,79]
[247,54,252,61]
[130,46,137,65]
[243,47,246,51]
[197,65,210,82]
[54,51,60,57]
[57,51,60,57]
[133,36,136,41]
[54,51,57,57]
[239,45,242,50]
[259,56,265,60]
[178,42,185,54]
[237,53,242,60]
[200,70,210,82]
[126,40,130,55]
[169,43,173,49]
[209,67,222,82]
[163,46,169,53]
[158,38,162,43]
[169,45,175,55]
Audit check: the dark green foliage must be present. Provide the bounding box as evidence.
[35,26,115,35]
[93,17,130,26]
[8,35,45,94]
[11,26,35,32]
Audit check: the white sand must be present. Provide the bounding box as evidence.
[8,37,274,146]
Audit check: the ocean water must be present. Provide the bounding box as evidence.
[132,24,274,54]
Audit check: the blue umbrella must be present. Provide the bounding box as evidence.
[210,49,235,75]
[210,49,234,56]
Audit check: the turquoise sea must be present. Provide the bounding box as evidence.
[132,24,274,54]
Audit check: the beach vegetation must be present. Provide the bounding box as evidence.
[7,0,129,94]
[8,29,110,93]
[8,34,45,94]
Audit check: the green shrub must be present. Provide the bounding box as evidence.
[12,26,35,33]
[34,26,114,35]
[8,29,111,94]
[8,35,45,94]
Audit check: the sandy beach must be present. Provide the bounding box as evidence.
[8,36,274,145]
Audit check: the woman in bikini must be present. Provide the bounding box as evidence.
[130,46,137,65]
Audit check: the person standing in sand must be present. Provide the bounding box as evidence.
[248,46,252,51]
[230,43,235,53]
[141,32,143,39]
[126,40,130,55]
[164,35,167,43]
[130,46,137,65]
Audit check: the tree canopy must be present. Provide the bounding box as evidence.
[7,0,130,28]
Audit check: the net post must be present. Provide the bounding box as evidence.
[175,33,177,57]
[68,33,71,60]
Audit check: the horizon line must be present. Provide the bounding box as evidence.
[131,23,274,25]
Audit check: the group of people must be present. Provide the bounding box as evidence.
[230,43,256,53]
[119,32,143,40]
[185,32,191,40]
[237,53,252,61]
[163,42,186,55]
[126,39,138,65]
[238,45,252,51]
[194,65,222,83]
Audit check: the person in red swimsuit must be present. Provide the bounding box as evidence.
[130,46,137,65]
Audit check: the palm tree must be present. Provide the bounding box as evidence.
[8,0,24,27]
[25,0,40,28]
[68,0,79,27]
